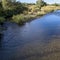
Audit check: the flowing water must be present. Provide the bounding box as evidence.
[1,10,60,60]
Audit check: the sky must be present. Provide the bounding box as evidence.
[17,0,60,4]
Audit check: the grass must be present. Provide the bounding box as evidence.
[36,11,46,16]
[41,6,60,13]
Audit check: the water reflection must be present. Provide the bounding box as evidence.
[1,11,60,60]
[0,34,3,47]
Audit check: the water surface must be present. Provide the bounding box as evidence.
[1,10,60,60]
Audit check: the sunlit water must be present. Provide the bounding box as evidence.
[1,10,60,60]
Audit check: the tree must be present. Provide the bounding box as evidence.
[1,0,28,18]
[36,0,47,9]
[36,0,42,9]
[42,1,47,6]
[2,0,9,10]
[2,0,16,10]
[52,3,59,6]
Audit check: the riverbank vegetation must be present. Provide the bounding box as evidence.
[0,0,60,25]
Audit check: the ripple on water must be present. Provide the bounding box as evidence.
[1,11,60,60]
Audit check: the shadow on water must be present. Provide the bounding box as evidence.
[0,33,4,47]
[0,33,2,40]
[0,23,6,47]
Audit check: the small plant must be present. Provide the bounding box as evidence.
[0,17,5,24]
[12,14,25,25]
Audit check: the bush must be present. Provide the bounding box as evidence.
[12,14,25,25]
[0,17,5,24]
[1,2,28,19]
[12,14,36,25]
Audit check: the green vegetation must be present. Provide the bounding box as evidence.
[12,14,36,25]
[0,17,5,24]
[0,1,28,24]
[12,14,25,25]
[0,0,60,25]
[36,0,47,9]
[2,0,8,10]
[0,0,60,60]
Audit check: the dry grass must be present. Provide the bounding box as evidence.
[41,6,60,12]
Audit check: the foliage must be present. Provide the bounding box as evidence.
[36,0,42,8]
[1,1,28,18]
[8,2,28,12]
[0,1,28,25]
[0,3,4,17]
[2,0,9,10]
[36,0,47,9]
[0,17,5,24]
[0,0,59,26]
[12,14,25,25]
[41,1,47,6]
[52,3,59,6]
[12,14,36,25]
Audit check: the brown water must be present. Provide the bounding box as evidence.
[1,10,60,60]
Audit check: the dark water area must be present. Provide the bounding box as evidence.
[1,10,60,60]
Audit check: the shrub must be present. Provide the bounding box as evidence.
[12,14,25,25]
[0,17,5,24]
[12,14,36,25]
